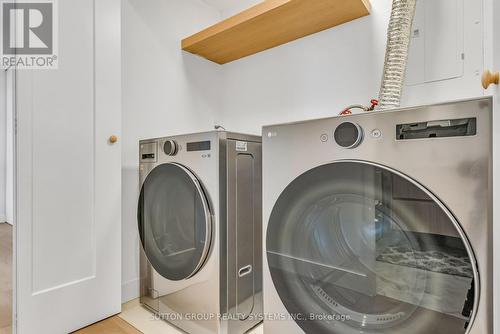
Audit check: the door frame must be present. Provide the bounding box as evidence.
[3,64,18,334]
[12,66,17,334]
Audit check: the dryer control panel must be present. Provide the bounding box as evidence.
[334,122,364,149]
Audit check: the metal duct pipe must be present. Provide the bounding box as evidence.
[378,0,417,110]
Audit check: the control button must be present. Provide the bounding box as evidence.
[163,140,178,156]
[320,134,329,142]
[334,122,363,149]
[371,129,382,139]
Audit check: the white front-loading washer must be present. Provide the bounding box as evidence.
[262,98,492,333]
[138,131,263,334]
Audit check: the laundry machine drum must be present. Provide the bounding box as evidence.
[138,163,212,281]
[267,161,478,334]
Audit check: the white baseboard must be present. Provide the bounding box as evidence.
[0,215,7,223]
[122,278,140,304]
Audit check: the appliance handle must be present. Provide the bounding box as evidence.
[238,265,253,278]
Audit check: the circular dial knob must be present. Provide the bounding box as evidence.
[334,122,363,149]
[163,140,178,156]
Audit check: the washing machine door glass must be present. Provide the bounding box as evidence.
[267,161,478,334]
[138,163,212,281]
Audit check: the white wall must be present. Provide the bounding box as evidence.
[219,0,260,18]
[216,0,484,134]
[0,70,6,223]
[121,0,221,302]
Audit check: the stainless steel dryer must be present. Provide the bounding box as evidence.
[138,131,263,334]
[262,98,492,334]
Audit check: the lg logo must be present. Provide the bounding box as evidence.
[2,1,53,54]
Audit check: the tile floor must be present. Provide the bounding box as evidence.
[76,299,264,334]
[118,299,263,334]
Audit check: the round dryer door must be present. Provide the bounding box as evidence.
[267,161,478,334]
[138,163,212,281]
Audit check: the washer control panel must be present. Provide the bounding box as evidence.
[163,140,179,156]
[334,122,363,148]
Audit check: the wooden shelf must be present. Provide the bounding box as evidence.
[182,0,371,65]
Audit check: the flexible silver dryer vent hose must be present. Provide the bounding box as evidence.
[378,0,417,110]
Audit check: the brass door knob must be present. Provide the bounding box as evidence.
[482,70,499,89]
[109,135,118,144]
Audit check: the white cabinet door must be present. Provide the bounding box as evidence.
[14,0,121,333]
[403,0,483,106]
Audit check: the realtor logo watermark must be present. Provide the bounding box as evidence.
[1,0,58,69]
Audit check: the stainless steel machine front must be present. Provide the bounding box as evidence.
[262,97,492,334]
[138,131,262,334]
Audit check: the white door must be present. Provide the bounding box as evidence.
[14,0,122,333]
